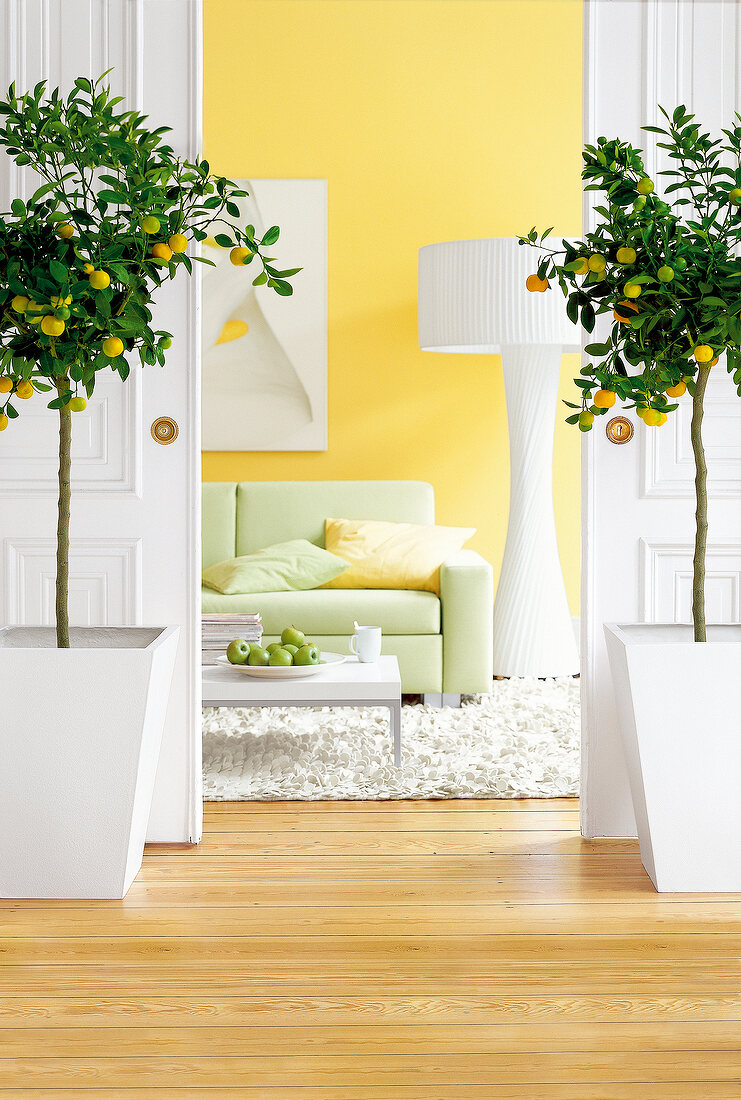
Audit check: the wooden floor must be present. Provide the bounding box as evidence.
[2,799,741,1097]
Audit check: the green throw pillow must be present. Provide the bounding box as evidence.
[202,539,350,595]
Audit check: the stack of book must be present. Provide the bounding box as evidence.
[202,613,262,665]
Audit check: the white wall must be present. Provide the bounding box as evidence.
[581,0,741,837]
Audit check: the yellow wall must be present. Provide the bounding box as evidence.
[203,0,583,612]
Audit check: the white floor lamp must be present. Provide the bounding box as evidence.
[418,237,580,678]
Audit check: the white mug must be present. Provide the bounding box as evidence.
[349,624,382,663]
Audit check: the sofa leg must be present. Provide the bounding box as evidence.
[423,693,461,708]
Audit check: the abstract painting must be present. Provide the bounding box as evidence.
[201,179,327,451]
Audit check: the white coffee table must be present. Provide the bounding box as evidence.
[202,654,402,766]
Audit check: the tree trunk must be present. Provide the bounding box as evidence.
[690,362,711,643]
[55,379,71,648]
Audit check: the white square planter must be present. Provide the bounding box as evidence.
[0,625,179,899]
[604,622,741,892]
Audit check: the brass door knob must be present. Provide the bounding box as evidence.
[151,416,179,444]
[606,415,634,444]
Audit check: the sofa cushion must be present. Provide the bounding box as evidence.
[202,540,349,595]
[323,517,475,594]
[202,482,237,568]
[235,481,435,555]
[201,587,441,635]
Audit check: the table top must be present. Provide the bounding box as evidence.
[202,654,401,704]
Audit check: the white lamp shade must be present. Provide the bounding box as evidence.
[418,237,580,353]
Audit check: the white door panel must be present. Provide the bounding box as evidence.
[0,0,201,842]
[582,0,741,837]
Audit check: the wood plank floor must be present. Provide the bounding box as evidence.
[2,798,741,1097]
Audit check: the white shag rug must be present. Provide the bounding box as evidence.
[202,676,580,801]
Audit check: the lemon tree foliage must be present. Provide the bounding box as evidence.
[0,73,297,427]
[521,106,741,641]
[0,73,299,646]
[520,105,741,432]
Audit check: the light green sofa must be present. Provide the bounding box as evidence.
[202,481,493,698]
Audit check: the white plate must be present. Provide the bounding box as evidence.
[215,651,348,679]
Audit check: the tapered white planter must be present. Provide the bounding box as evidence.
[604,623,741,892]
[0,625,179,899]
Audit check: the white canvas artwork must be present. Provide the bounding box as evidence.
[201,179,327,451]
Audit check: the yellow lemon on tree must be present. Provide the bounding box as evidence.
[41,315,65,337]
[643,408,661,426]
[656,412,668,426]
[151,243,172,262]
[16,380,33,399]
[56,223,74,239]
[665,381,686,397]
[588,254,607,273]
[141,215,161,234]
[0,377,12,393]
[578,410,594,431]
[593,388,616,409]
[168,233,188,253]
[69,396,87,412]
[11,294,28,312]
[102,336,124,358]
[83,262,95,274]
[572,256,590,275]
[624,282,642,298]
[730,188,741,205]
[0,413,7,431]
[525,273,549,292]
[637,177,654,195]
[89,269,110,290]
[26,300,42,313]
[229,246,253,266]
[657,266,674,282]
[694,344,714,364]
[616,246,637,265]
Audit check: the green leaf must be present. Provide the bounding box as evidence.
[261,226,280,246]
[49,259,68,284]
[11,198,25,217]
[252,271,268,286]
[214,233,232,248]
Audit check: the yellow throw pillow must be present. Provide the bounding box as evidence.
[323,518,475,594]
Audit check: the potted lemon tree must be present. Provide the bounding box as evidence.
[523,106,741,891]
[0,74,296,898]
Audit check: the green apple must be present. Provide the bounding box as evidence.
[247,646,270,666]
[281,625,306,648]
[294,643,320,666]
[283,644,299,658]
[226,639,250,665]
[268,647,293,667]
[266,642,284,655]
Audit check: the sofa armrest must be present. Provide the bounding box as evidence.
[439,550,494,694]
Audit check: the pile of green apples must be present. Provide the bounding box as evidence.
[226,626,321,668]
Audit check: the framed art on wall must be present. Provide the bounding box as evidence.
[201,178,327,451]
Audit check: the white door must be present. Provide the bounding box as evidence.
[581,0,741,837]
[0,0,202,842]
